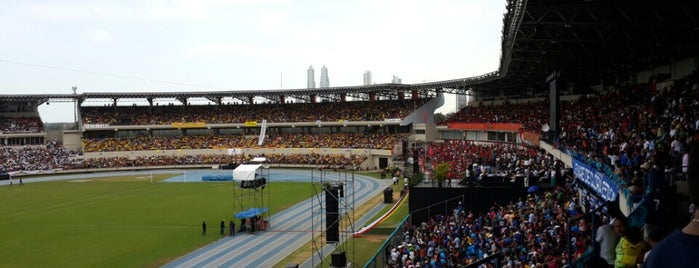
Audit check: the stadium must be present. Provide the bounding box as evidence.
[1,0,699,267]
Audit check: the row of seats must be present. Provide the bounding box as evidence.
[387,183,592,267]
[71,153,367,170]
[82,133,406,152]
[0,144,367,172]
[81,99,430,125]
[0,117,43,134]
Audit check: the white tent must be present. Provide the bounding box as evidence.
[233,164,262,181]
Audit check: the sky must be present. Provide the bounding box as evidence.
[0,0,506,123]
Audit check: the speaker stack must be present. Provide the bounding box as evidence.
[330,251,347,268]
[325,185,340,243]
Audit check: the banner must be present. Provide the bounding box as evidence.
[171,122,206,128]
[447,122,523,131]
[257,119,267,146]
[244,121,258,127]
[572,159,619,201]
[83,124,110,128]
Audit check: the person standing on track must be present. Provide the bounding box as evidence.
[220,219,225,236]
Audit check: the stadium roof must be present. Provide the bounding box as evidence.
[472,0,699,97]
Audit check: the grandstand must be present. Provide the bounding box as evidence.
[1,0,698,267]
[0,100,47,145]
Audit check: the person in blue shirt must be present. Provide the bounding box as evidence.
[645,141,699,267]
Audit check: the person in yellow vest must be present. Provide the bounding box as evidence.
[613,217,647,268]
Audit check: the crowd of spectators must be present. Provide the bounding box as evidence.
[555,80,697,186]
[71,153,366,170]
[0,141,73,171]
[423,141,543,180]
[420,75,698,267]
[82,133,404,152]
[445,101,547,131]
[0,117,43,134]
[447,76,698,186]
[387,183,595,267]
[81,99,430,125]
[0,139,367,172]
[446,77,698,212]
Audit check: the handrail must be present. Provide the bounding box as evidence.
[363,215,409,268]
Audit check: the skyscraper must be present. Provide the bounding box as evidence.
[320,65,329,88]
[391,75,402,84]
[363,71,372,85]
[307,65,316,89]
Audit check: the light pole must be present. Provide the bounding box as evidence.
[72,86,78,126]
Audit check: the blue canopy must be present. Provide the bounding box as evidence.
[527,185,539,193]
[202,174,233,181]
[234,207,269,219]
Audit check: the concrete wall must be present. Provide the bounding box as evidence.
[62,130,83,152]
[539,141,572,168]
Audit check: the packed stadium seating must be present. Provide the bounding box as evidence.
[81,99,430,125]
[70,153,366,170]
[422,140,542,180]
[82,133,405,152]
[0,117,43,134]
[447,76,698,185]
[387,183,593,267]
[395,75,697,267]
[0,141,72,171]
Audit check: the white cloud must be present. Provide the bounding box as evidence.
[252,10,289,34]
[179,42,259,56]
[85,29,115,43]
[23,0,288,21]
[178,41,315,64]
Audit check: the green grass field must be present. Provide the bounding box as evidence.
[0,174,314,268]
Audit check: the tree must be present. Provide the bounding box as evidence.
[434,113,447,125]
[433,162,450,188]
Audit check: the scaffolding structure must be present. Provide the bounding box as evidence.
[310,168,356,268]
[232,164,271,230]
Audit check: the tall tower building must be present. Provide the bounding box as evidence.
[363,71,372,85]
[307,66,316,88]
[391,75,402,84]
[320,65,329,88]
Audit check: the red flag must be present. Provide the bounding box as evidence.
[423,110,427,123]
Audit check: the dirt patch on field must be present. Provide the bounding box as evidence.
[359,234,390,243]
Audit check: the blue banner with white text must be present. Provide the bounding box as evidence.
[572,159,619,201]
